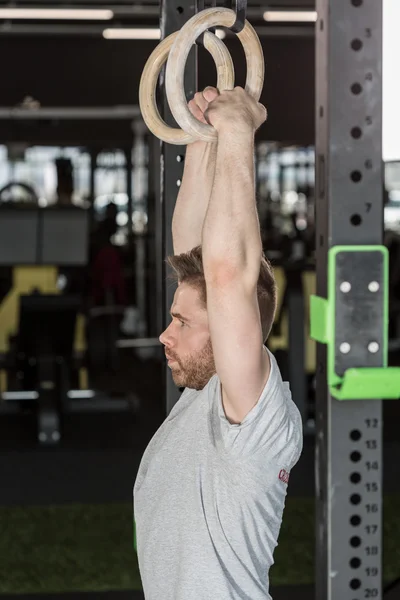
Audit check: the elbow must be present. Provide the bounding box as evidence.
[204,259,242,287]
[203,252,262,289]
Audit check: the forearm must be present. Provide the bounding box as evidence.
[172,141,216,255]
[202,131,262,278]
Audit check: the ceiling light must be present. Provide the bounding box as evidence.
[0,9,113,20]
[263,11,317,23]
[103,28,161,40]
[103,27,224,41]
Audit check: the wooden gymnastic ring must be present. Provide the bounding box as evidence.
[139,30,235,145]
[166,7,264,142]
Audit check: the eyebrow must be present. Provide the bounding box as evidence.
[170,311,191,323]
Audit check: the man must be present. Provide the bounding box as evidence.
[134,87,303,600]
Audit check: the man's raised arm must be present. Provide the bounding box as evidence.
[201,87,266,277]
[200,87,269,423]
[172,88,219,255]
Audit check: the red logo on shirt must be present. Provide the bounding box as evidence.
[279,469,290,484]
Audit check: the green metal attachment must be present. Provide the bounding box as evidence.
[310,245,400,400]
[333,367,400,400]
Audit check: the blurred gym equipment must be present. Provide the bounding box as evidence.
[0,204,137,445]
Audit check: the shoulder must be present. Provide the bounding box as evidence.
[214,349,303,458]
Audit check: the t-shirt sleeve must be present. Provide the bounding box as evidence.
[215,349,303,468]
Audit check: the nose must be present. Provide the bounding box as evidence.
[159,321,174,347]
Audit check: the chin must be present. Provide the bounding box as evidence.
[172,371,213,391]
[170,344,216,391]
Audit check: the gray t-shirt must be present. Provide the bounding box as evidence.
[133,348,303,600]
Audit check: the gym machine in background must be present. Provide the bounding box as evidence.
[0,205,88,444]
[0,205,134,445]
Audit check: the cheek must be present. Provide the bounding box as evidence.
[186,329,210,352]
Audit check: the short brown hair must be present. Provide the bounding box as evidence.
[167,245,277,342]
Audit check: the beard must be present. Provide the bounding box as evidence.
[168,338,216,390]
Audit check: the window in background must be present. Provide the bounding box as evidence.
[0,145,90,206]
[256,143,315,245]
[257,144,400,236]
[94,150,128,246]
[384,161,400,233]
[131,135,148,235]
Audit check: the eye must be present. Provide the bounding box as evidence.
[179,320,186,327]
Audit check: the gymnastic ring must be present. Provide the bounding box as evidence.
[139,30,235,145]
[166,7,264,142]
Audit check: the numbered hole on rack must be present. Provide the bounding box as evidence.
[350,557,362,569]
[351,0,363,6]
[350,214,362,226]
[351,170,362,183]
[350,451,362,462]
[351,126,362,139]
[350,578,362,590]
[350,536,362,548]
[176,6,184,14]
[350,515,362,527]
[351,82,363,95]
[350,429,362,441]
[350,472,362,484]
[350,493,362,505]
[351,38,363,51]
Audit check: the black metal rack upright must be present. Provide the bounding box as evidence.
[158,0,198,414]
[315,0,384,598]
